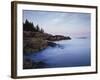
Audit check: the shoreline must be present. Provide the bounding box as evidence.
[23,31,71,53]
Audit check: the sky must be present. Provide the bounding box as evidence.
[23,10,91,38]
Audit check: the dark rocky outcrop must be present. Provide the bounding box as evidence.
[23,20,71,53]
[23,58,33,69]
[47,35,71,41]
[23,58,46,69]
[23,37,48,53]
[23,20,72,69]
[47,41,57,47]
[23,31,71,53]
[23,31,71,41]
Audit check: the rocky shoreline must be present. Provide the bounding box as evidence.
[23,58,46,69]
[23,31,71,53]
[23,20,71,69]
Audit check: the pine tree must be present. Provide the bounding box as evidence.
[23,19,44,33]
[40,28,44,33]
[36,25,40,32]
[23,19,34,31]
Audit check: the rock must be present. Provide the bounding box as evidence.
[23,37,48,53]
[23,31,71,53]
[23,58,46,69]
[23,31,35,38]
[23,58,33,69]
[47,35,71,41]
[48,41,57,47]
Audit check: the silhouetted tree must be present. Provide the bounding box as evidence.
[36,25,40,32]
[23,19,44,33]
[40,28,44,33]
[23,19,35,31]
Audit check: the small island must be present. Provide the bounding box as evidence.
[23,19,71,53]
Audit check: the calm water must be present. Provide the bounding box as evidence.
[24,38,91,68]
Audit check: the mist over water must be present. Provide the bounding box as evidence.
[24,38,91,68]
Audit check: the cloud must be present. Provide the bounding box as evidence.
[23,10,90,37]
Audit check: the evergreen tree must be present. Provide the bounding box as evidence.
[36,25,40,32]
[23,19,44,33]
[40,28,44,33]
[23,19,34,31]
[25,19,29,24]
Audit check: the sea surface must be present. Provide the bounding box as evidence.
[24,38,91,68]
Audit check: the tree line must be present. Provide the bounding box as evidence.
[23,19,44,33]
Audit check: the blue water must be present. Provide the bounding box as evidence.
[24,38,91,68]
